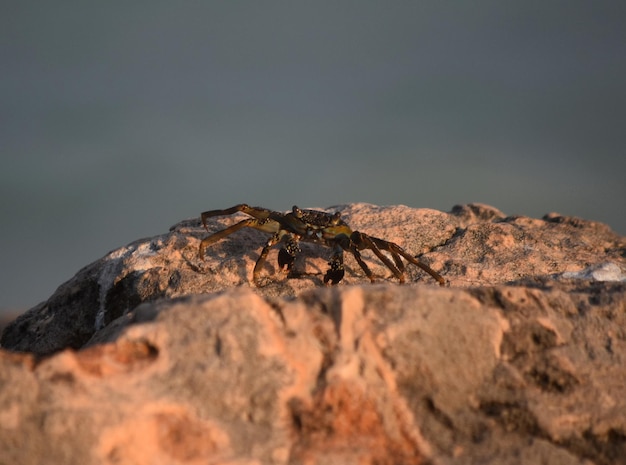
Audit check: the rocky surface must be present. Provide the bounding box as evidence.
[1,203,625,464]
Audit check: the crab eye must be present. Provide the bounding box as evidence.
[292,206,302,218]
[331,212,341,225]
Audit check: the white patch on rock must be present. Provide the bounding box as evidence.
[94,240,164,330]
[95,246,131,331]
[560,262,626,282]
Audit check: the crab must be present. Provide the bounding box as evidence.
[198,204,446,286]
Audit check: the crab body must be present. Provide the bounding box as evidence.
[199,204,445,286]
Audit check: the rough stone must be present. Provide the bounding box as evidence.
[1,203,625,464]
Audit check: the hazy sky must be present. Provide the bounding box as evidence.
[2,2,625,311]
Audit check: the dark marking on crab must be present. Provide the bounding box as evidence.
[198,204,446,287]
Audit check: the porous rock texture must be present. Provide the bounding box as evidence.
[1,203,625,465]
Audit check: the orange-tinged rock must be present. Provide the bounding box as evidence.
[1,203,625,464]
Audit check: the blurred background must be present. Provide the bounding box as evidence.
[2,2,625,318]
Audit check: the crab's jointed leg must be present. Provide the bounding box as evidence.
[346,245,376,283]
[200,204,273,230]
[350,232,406,282]
[198,204,281,260]
[323,235,377,285]
[350,232,446,286]
[386,242,446,286]
[252,231,302,284]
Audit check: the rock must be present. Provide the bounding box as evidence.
[3,203,624,356]
[1,203,625,464]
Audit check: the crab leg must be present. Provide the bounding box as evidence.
[350,232,445,286]
[253,233,281,284]
[367,235,446,286]
[352,233,406,283]
[386,243,446,286]
[200,219,255,259]
[346,246,376,283]
[324,235,377,284]
[199,218,280,259]
[252,230,300,284]
[201,204,273,230]
[365,235,407,275]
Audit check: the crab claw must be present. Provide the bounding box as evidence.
[323,268,345,285]
[278,248,295,272]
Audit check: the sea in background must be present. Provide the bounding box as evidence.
[2,2,625,320]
